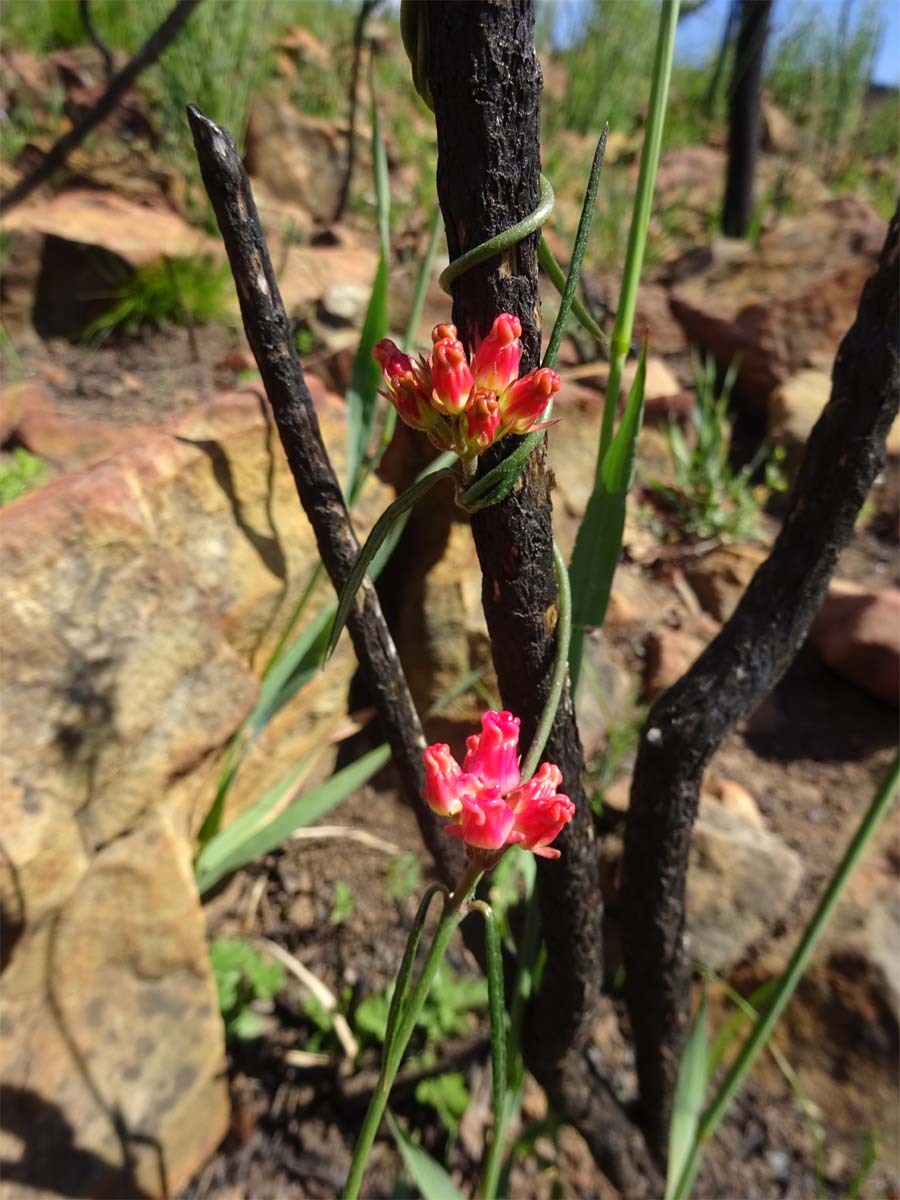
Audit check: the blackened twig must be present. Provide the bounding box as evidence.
[79,0,116,82]
[1,0,202,215]
[187,105,464,889]
[426,5,660,1194]
[333,0,381,225]
[622,208,900,1161]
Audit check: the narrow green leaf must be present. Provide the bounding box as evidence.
[196,751,315,888]
[601,345,647,493]
[252,601,335,733]
[384,884,446,1060]
[346,253,389,492]
[538,237,607,346]
[195,743,391,894]
[325,467,457,662]
[568,348,647,682]
[386,1112,465,1200]
[480,904,507,1130]
[457,430,543,511]
[542,126,608,372]
[665,990,708,1200]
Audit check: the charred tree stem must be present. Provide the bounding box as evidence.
[333,0,381,224]
[1,0,202,215]
[426,3,659,1192]
[79,0,116,81]
[721,0,771,238]
[187,105,464,889]
[622,209,900,1160]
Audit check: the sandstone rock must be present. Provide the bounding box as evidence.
[810,583,900,706]
[318,281,372,327]
[643,612,720,699]
[246,97,346,222]
[16,409,153,471]
[768,368,831,456]
[703,777,763,828]
[574,628,635,763]
[0,807,229,1198]
[0,189,221,338]
[687,798,803,972]
[0,378,53,443]
[670,198,886,411]
[0,384,389,1194]
[275,230,380,320]
[1,188,215,266]
[761,100,803,156]
[684,544,768,621]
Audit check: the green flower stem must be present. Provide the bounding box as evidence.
[597,0,679,467]
[344,866,483,1200]
[671,750,900,1200]
[520,539,572,782]
[479,871,541,1200]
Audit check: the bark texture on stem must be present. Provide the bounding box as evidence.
[187,105,464,889]
[1,0,202,215]
[623,208,900,1161]
[721,0,771,238]
[427,5,659,1192]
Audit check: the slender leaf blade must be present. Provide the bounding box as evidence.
[325,467,457,661]
[542,126,608,371]
[386,1113,465,1200]
[195,743,391,894]
[665,990,708,1200]
[568,348,647,686]
[346,253,389,491]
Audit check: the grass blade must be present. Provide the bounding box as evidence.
[665,989,708,1200]
[541,125,608,371]
[346,77,391,492]
[671,751,900,1200]
[386,1112,465,1200]
[346,255,389,492]
[196,743,391,895]
[324,467,457,662]
[568,347,647,687]
[538,237,607,346]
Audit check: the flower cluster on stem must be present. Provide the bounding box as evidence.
[424,710,574,867]
[373,314,560,464]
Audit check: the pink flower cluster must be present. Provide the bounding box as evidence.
[424,711,574,861]
[373,314,560,458]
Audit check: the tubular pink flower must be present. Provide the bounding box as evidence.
[431,338,474,415]
[445,779,516,851]
[471,313,522,394]
[463,710,521,794]
[507,763,575,859]
[373,338,415,381]
[464,388,502,453]
[423,710,571,863]
[423,743,464,818]
[501,367,561,436]
[431,322,458,344]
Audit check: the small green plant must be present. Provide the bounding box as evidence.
[651,356,786,544]
[209,937,284,1040]
[0,448,47,505]
[384,852,423,901]
[83,255,232,340]
[330,880,355,926]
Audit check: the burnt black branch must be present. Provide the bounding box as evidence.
[622,208,900,1161]
[427,3,659,1192]
[187,105,463,888]
[1,0,202,215]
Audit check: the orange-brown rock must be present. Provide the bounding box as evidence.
[0,384,389,1195]
[670,197,886,411]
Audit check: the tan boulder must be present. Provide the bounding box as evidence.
[811,583,900,707]
[684,543,768,621]
[670,197,886,411]
[0,378,53,443]
[0,384,390,1193]
[245,97,347,221]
